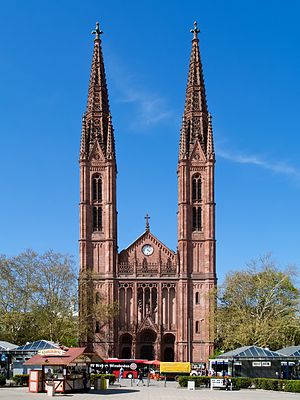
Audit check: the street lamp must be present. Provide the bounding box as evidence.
[199,319,204,368]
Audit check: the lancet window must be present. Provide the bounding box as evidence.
[93,206,102,231]
[118,283,133,329]
[192,175,202,202]
[192,207,202,231]
[137,284,158,323]
[192,174,202,232]
[92,174,103,232]
[162,284,176,330]
[92,175,102,202]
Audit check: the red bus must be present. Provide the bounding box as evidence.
[95,358,148,379]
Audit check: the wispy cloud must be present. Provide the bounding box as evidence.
[107,56,173,130]
[118,87,173,127]
[217,148,300,180]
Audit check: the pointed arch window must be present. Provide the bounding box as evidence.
[195,321,200,333]
[92,175,102,202]
[93,206,102,231]
[195,292,199,304]
[192,175,202,202]
[192,207,202,231]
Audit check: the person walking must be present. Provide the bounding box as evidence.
[136,370,145,386]
[118,366,124,385]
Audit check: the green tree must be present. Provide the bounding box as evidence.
[32,251,77,345]
[78,269,119,355]
[215,255,300,351]
[0,250,77,346]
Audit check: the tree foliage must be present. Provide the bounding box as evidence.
[0,250,77,346]
[215,255,300,351]
[78,269,119,355]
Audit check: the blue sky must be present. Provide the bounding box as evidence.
[0,0,299,284]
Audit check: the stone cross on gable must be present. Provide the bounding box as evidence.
[145,214,150,232]
[190,21,200,40]
[92,22,103,40]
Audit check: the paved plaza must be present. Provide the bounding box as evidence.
[0,380,299,400]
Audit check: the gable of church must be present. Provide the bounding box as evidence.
[118,231,177,276]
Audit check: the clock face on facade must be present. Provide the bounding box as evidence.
[142,244,154,256]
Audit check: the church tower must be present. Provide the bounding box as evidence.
[177,22,216,362]
[79,22,117,355]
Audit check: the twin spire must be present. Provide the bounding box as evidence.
[179,21,214,160]
[80,22,115,161]
[80,21,214,162]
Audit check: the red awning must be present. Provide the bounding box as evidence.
[144,360,160,365]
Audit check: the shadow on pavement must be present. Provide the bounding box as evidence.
[89,388,140,395]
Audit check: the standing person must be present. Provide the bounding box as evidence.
[82,370,89,392]
[118,366,124,385]
[136,370,145,386]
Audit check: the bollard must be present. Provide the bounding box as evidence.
[130,377,133,387]
[164,376,166,388]
[147,376,150,387]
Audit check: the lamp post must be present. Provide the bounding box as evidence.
[187,318,191,362]
[199,319,204,368]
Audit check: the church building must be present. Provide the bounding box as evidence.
[78,21,216,363]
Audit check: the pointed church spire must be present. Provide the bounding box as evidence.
[81,22,115,161]
[180,21,209,157]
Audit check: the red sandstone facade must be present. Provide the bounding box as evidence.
[79,22,216,363]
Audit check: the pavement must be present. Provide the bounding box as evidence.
[0,380,299,400]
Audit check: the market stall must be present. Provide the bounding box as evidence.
[24,347,102,393]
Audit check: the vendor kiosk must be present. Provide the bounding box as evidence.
[25,347,102,393]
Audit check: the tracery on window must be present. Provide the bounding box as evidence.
[192,175,202,202]
[92,175,102,202]
[92,174,103,232]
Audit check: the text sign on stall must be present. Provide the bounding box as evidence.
[38,349,65,356]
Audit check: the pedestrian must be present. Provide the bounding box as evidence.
[224,377,232,391]
[82,370,89,392]
[136,370,145,386]
[118,366,124,385]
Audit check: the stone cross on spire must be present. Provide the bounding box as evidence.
[92,21,103,40]
[145,214,150,232]
[190,21,200,40]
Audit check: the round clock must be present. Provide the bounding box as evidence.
[142,244,154,256]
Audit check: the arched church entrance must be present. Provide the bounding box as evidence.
[119,333,132,359]
[162,333,175,361]
[137,329,156,360]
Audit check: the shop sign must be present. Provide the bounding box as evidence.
[38,349,65,356]
[252,362,262,367]
[252,361,272,367]
[262,362,271,367]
